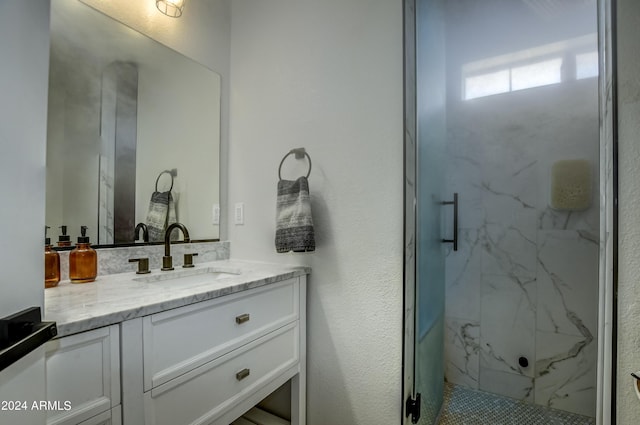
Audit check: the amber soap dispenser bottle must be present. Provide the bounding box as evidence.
[57,225,71,247]
[44,226,60,288]
[69,226,97,283]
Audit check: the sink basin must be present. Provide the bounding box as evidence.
[133,267,240,285]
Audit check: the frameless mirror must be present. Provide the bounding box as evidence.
[46,0,220,246]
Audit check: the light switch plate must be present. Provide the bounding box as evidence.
[234,203,244,225]
[212,204,220,225]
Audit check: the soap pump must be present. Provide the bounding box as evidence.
[57,225,71,247]
[69,226,97,283]
[44,226,60,288]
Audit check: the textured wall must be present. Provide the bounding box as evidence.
[616,0,640,421]
[228,0,404,423]
[0,0,50,316]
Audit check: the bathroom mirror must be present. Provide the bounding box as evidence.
[46,0,220,246]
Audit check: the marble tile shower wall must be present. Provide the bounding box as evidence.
[442,82,599,417]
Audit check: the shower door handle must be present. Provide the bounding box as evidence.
[441,193,458,251]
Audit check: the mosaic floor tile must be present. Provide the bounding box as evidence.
[437,384,595,425]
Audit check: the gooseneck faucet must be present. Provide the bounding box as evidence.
[161,223,190,271]
[134,222,149,243]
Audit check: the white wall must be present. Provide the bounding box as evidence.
[0,1,50,316]
[616,0,640,421]
[228,1,404,423]
[83,0,231,239]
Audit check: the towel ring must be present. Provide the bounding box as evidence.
[278,148,312,181]
[155,169,176,192]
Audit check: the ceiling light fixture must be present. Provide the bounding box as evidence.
[156,0,186,18]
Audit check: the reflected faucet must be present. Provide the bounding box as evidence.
[134,223,149,243]
[161,223,190,271]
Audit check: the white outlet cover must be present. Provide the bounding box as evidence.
[234,203,244,225]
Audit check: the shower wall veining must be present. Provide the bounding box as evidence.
[443,81,600,417]
[441,0,599,418]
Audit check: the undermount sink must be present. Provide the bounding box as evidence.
[133,267,241,285]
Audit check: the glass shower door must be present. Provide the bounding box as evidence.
[413,154,448,425]
[409,0,448,423]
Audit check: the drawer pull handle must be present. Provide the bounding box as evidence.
[235,314,250,324]
[236,368,251,381]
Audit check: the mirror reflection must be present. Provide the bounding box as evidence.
[46,0,221,246]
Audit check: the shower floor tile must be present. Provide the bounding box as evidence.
[437,384,595,425]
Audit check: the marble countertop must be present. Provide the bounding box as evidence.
[45,259,310,338]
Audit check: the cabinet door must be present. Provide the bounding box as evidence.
[45,325,120,425]
[0,346,47,425]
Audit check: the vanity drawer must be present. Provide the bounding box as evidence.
[143,279,298,390]
[143,323,299,425]
[45,325,120,425]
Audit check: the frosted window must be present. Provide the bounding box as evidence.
[462,34,596,100]
[576,51,599,79]
[511,58,562,91]
[464,69,510,100]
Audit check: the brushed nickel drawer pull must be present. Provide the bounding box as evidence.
[235,314,250,324]
[236,368,250,381]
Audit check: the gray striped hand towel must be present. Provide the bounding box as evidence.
[146,190,177,242]
[276,177,315,253]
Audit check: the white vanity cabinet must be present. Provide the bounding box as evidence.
[44,325,121,425]
[122,276,307,425]
[142,280,299,391]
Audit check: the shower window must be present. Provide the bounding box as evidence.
[511,58,562,90]
[464,69,511,100]
[464,57,563,100]
[576,51,599,79]
[462,34,597,100]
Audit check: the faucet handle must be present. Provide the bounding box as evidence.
[161,255,174,271]
[183,253,198,268]
[129,258,150,274]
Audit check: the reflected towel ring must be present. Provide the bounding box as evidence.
[155,169,177,192]
[278,148,312,181]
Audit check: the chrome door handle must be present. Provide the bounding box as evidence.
[236,368,250,381]
[441,193,458,251]
[235,314,250,324]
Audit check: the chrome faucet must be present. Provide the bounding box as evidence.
[161,223,190,271]
[134,222,149,243]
